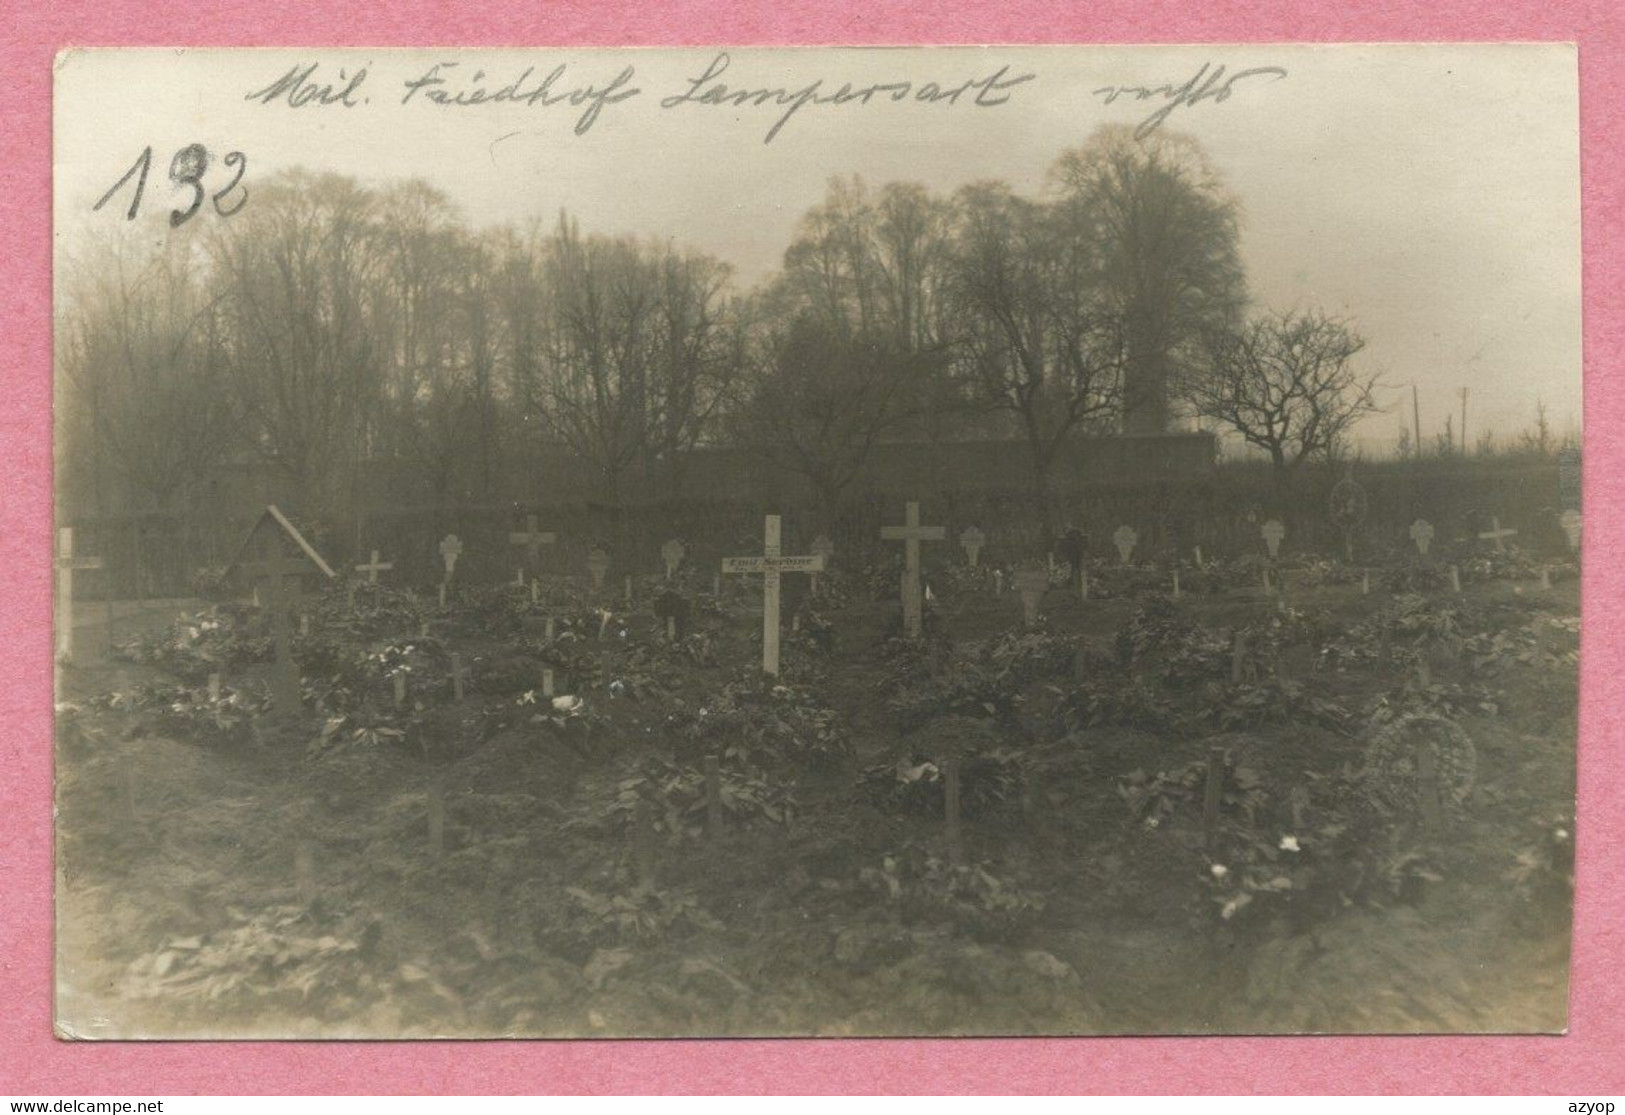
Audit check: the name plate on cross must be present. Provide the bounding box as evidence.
[722,514,823,676]
[721,555,827,574]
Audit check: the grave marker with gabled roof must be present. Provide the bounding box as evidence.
[225,505,337,591]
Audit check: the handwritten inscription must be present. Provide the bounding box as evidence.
[1093,62,1287,139]
[242,53,1038,143]
[400,62,642,136]
[660,53,1037,144]
[245,63,370,108]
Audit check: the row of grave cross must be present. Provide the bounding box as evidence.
[336,510,1571,608]
[57,497,1582,710]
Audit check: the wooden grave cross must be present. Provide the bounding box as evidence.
[239,547,312,717]
[1478,516,1517,552]
[881,501,946,639]
[660,538,687,580]
[509,515,557,570]
[356,549,393,583]
[1112,526,1138,565]
[959,526,986,568]
[721,514,825,676]
[1261,520,1286,560]
[1410,519,1435,557]
[1013,570,1050,629]
[586,547,610,591]
[56,527,104,662]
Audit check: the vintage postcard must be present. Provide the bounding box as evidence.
[52,44,1580,1039]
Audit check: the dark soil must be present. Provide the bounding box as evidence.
[54,572,1576,1038]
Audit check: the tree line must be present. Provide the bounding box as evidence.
[57,125,1383,537]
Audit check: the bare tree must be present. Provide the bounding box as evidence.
[58,232,241,514]
[945,181,1124,531]
[210,170,384,522]
[1188,309,1382,476]
[641,245,737,494]
[1052,126,1247,435]
[373,181,481,506]
[538,214,656,510]
[731,313,922,527]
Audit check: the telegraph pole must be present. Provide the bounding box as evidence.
[1412,384,1422,459]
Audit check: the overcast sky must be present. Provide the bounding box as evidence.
[54,44,1581,452]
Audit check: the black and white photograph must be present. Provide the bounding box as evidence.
[51,44,1581,1038]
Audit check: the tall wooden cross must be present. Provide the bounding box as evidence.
[721,515,825,676]
[56,527,104,662]
[509,515,557,568]
[881,502,945,639]
[1478,517,1517,552]
[355,549,393,583]
[240,548,310,716]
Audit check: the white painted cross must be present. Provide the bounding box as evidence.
[586,548,610,591]
[721,515,826,676]
[1410,519,1435,557]
[1560,509,1581,553]
[959,527,986,568]
[56,528,104,662]
[1478,516,1517,552]
[881,502,946,639]
[355,549,393,583]
[509,515,557,568]
[1112,526,1138,565]
[660,538,686,579]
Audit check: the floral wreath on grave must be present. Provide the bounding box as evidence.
[1360,712,1477,822]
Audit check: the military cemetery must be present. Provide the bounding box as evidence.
[50,47,1581,1041]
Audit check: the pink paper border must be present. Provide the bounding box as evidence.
[4,2,1620,1096]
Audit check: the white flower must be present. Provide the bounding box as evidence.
[1210,863,1229,879]
[1279,835,1301,852]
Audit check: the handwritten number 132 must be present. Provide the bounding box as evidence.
[93,145,248,225]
